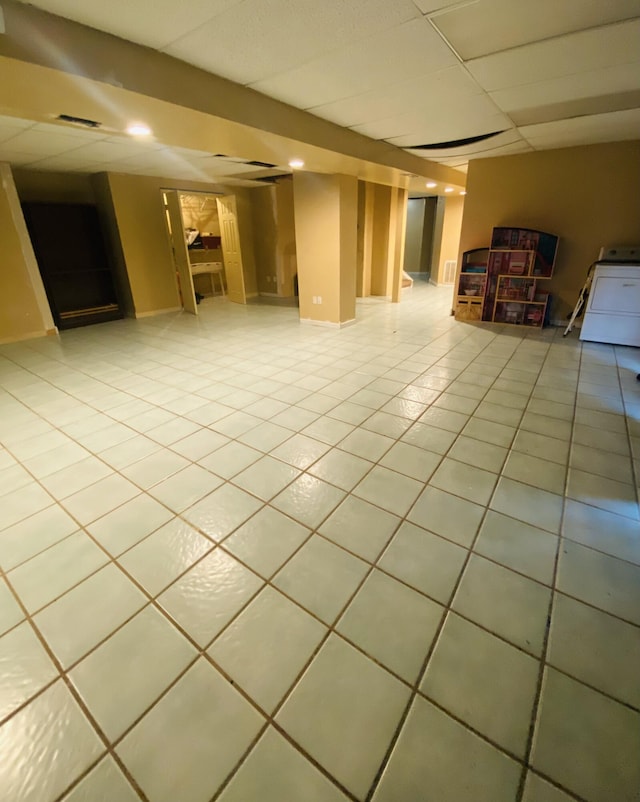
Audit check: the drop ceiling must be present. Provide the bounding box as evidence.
[2,0,640,188]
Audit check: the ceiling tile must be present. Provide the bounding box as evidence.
[63,140,160,163]
[432,0,640,60]
[520,108,640,148]
[26,0,245,50]
[0,148,43,166]
[249,18,458,109]
[164,0,421,86]
[350,94,510,144]
[0,129,91,157]
[467,18,640,92]
[30,121,109,141]
[490,61,640,113]
[308,66,482,128]
[412,0,475,13]
[24,155,106,172]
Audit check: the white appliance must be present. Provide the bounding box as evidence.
[579,246,640,347]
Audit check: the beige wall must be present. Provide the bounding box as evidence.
[390,187,409,303]
[0,163,55,343]
[91,173,135,317]
[102,173,181,316]
[370,184,392,296]
[234,191,258,298]
[275,179,297,298]
[459,141,640,320]
[293,172,357,325]
[404,199,426,274]
[96,172,256,315]
[434,195,465,285]
[250,186,279,295]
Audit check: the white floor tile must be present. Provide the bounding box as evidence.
[421,613,538,756]
[0,680,105,802]
[70,606,196,740]
[452,554,551,655]
[0,622,57,720]
[532,668,640,802]
[277,635,410,799]
[116,659,264,802]
[209,586,326,712]
[373,696,520,802]
[337,570,443,682]
[273,536,368,624]
[60,757,139,802]
[159,549,263,646]
[118,519,213,597]
[218,727,349,802]
[379,522,467,604]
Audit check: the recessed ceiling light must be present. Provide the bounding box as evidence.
[460,191,467,195]
[127,123,152,137]
[444,187,454,193]
[426,182,437,188]
[289,159,304,169]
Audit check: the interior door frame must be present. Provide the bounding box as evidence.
[161,189,198,315]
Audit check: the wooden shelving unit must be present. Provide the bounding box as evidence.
[455,228,559,329]
[455,247,489,321]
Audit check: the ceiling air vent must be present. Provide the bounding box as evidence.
[245,160,277,168]
[57,114,102,128]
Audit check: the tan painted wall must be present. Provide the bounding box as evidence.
[390,187,409,303]
[103,173,181,315]
[370,184,392,296]
[0,163,55,343]
[91,173,135,317]
[293,172,357,324]
[356,181,375,298]
[97,172,256,315]
[275,179,297,298]
[404,199,426,274]
[339,177,358,322]
[458,141,640,320]
[234,191,258,298]
[434,194,465,284]
[250,186,279,295]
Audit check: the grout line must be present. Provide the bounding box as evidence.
[0,296,636,802]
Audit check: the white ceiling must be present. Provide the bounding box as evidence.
[5,0,640,180]
[0,116,289,186]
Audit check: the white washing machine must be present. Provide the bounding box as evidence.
[580,246,640,347]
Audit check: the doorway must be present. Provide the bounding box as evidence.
[161,189,248,315]
[21,202,123,329]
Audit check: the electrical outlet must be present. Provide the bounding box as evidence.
[317,296,322,304]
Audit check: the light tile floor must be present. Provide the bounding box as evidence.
[1,282,639,802]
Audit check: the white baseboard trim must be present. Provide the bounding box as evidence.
[135,306,182,318]
[0,328,56,345]
[299,317,357,329]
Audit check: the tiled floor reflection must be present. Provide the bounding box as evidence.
[1,283,639,802]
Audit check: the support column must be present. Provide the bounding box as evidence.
[357,181,374,298]
[390,186,408,303]
[431,194,465,285]
[293,172,357,326]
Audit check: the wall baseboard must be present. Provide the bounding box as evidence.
[135,306,182,318]
[300,317,356,329]
[0,328,52,345]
